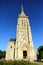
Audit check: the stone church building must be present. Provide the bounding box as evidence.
[5,6,37,61]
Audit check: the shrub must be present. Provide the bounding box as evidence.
[0,50,6,59]
[0,60,39,65]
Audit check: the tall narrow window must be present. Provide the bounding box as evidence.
[22,19,25,27]
[14,49,15,58]
[22,19,23,26]
[24,20,25,27]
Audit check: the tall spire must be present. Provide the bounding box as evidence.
[20,5,25,16]
[21,5,24,12]
[18,5,28,17]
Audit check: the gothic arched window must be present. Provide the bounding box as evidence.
[21,19,25,27]
[22,19,23,26]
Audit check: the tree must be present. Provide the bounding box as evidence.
[38,46,43,60]
[0,50,3,59]
[2,51,6,59]
[0,50,6,59]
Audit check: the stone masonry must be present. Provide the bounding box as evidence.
[5,6,37,61]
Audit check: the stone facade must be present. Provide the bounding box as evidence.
[5,6,37,61]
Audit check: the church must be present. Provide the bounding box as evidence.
[5,6,37,61]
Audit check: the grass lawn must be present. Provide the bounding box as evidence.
[0,60,40,65]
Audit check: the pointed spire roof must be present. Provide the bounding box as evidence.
[21,5,24,13]
[18,5,28,18]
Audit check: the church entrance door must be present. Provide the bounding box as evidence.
[23,50,27,59]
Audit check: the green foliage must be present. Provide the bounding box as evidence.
[38,46,43,60]
[0,61,39,65]
[0,50,6,59]
[40,52,43,59]
[0,50,3,59]
[38,46,43,52]
[2,51,6,59]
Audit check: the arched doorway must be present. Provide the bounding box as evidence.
[23,50,27,59]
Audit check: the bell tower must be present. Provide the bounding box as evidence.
[16,5,34,47]
[16,6,28,43]
[15,6,37,61]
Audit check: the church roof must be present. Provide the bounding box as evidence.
[10,38,16,41]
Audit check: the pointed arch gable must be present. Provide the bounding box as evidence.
[19,43,30,50]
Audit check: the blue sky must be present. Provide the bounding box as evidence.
[0,0,43,52]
